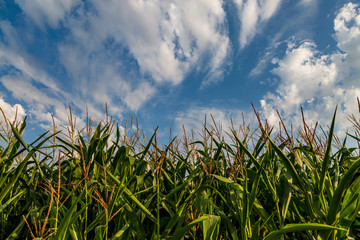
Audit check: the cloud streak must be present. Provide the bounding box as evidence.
[234,0,282,48]
[0,21,97,129]
[15,0,81,28]
[1,0,358,140]
[0,0,235,131]
[54,0,232,110]
[1,0,235,129]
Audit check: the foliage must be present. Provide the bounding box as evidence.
[0,105,360,240]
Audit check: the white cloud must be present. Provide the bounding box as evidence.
[2,0,232,120]
[270,41,338,113]
[0,97,26,125]
[334,2,360,83]
[299,0,315,5]
[58,0,231,93]
[0,21,60,91]
[0,33,72,127]
[0,49,117,131]
[260,40,349,131]
[0,74,86,129]
[260,2,360,133]
[0,21,98,130]
[234,0,282,48]
[123,82,156,112]
[250,51,273,77]
[1,76,55,105]
[202,35,231,87]
[15,0,81,28]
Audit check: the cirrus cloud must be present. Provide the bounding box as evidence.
[234,0,282,48]
[54,0,232,111]
[15,0,82,28]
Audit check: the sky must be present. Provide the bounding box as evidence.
[0,0,359,142]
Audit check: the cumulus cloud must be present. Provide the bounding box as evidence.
[234,0,282,48]
[269,41,338,114]
[15,0,81,28]
[260,2,360,133]
[334,2,360,83]
[0,97,26,125]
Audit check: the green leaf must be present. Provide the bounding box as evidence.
[172,216,210,240]
[95,225,106,240]
[231,130,260,170]
[340,176,360,225]
[161,202,187,238]
[281,172,292,225]
[0,189,25,213]
[110,223,130,240]
[211,174,234,183]
[319,107,337,193]
[123,204,146,240]
[55,190,84,240]
[202,215,221,240]
[69,224,83,240]
[217,209,239,240]
[86,211,106,234]
[97,162,157,223]
[248,158,264,214]
[268,137,304,191]
[0,132,56,203]
[9,122,29,151]
[264,223,346,240]
[327,157,360,224]
[5,218,25,240]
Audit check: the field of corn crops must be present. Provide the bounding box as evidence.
[1,104,360,240]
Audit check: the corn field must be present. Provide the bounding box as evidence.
[0,105,360,240]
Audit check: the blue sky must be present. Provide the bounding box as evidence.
[0,0,359,141]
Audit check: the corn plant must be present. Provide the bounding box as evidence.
[0,104,359,239]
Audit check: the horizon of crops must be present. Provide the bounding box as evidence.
[1,103,360,240]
